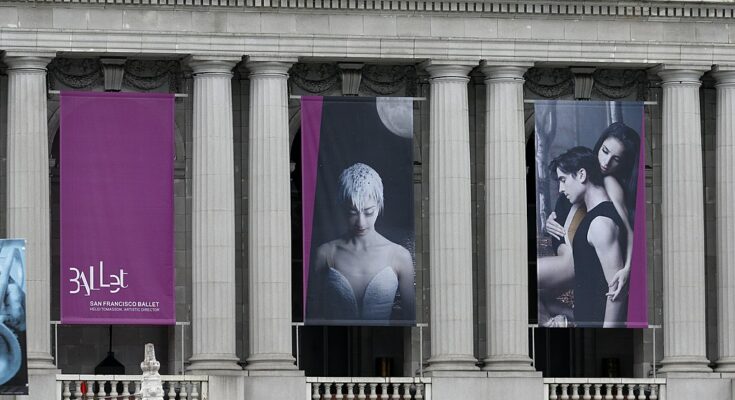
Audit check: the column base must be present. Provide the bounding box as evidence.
[659,356,712,374]
[425,355,479,372]
[715,356,735,372]
[26,351,56,371]
[187,354,242,374]
[245,353,298,371]
[482,355,535,372]
[27,367,61,400]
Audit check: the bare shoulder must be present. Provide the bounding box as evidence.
[313,240,338,272]
[389,242,413,271]
[588,216,619,246]
[604,176,624,197]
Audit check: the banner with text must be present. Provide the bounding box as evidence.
[61,92,174,325]
[302,97,416,326]
[0,239,28,395]
[534,100,647,328]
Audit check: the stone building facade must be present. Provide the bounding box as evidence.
[1,0,735,399]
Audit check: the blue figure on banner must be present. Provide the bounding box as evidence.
[0,239,27,393]
[307,163,415,324]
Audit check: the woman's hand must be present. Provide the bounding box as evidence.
[545,212,566,240]
[606,267,630,302]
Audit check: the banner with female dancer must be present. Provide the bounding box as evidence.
[302,97,416,326]
[534,101,648,328]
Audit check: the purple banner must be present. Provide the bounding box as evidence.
[60,92,174,325]
[534,101,648,328]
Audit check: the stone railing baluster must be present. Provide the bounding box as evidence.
[560,383,570,400]
[402,384,411,400]
[62,380,71,400]
[391,383,400,400]
[604,384,613,400]
[549,383,558,400]
[415,383,424,400]
[369,383,379,400]
[85,380,94,398]
[571,383,580,400]
[615,383,624,400]
[346,383,356,400]
[593,383,603,400]
[336,382,345,399]
[636,384,646,400]
[191,381,201,400]
[583,383,592,400]
[649,384,658,400]
[626,384,635,400]
[166,381,177,400]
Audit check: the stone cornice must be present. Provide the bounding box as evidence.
[2,29,734,69]
[8,0,735,19]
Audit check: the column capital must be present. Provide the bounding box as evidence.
[652,66,706,86]
[712,66,735,86]
[480,64,530,82]
[186,55,241,76]
[245,60,293,78]
[2,52,54,71]
[424,63,474,81]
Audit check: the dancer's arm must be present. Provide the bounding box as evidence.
[604,177,633,301]
[589,217,626,327]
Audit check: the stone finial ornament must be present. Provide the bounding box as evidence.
[140,343,164,400]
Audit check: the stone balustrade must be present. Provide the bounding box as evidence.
[56,374,208,400]
[545,378,666,400]
[307,377,431,400]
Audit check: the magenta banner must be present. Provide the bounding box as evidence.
[60,92,174,325]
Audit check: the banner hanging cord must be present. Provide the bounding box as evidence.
[290,95,426,100]
[48,90,188,98]
[524,99,657,105]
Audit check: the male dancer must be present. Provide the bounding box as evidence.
[549,147,628,327]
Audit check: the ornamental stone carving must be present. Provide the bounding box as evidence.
[361,65,417,97]
[48,58,103,90]
[592,69,647,100]
[140,344,164,400]
[123,60,180,92]
[524,68,574,99]
[290,63,340,94]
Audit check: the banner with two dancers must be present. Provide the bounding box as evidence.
[535,100,648,328]
[301,97,416,326]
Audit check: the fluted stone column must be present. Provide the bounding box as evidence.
[481,65,534,372]
[5,53,56,367]
[244,61,297,371]
[425,63,479,372]
[657,68,711,373]
[4,52,58,400]
[188,57,242,373]
[713,68,735,372]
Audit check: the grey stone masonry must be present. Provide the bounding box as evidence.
[4,53,55,371]
[425,63,479,372]
[657,68,711,374]
[244,60,298,371]
[187,56,243,374]
[481,64,535,372]
[713,68,735,373]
